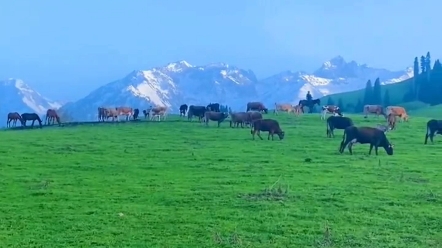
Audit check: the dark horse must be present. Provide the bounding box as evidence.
[298,98,321,113]
[21,113,43,128]
[179,104,188,117]
[7,112,23,127]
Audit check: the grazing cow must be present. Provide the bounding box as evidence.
[387,113,397,130]
[274,103,296,115]
[204,111,229,127]
[376,124,391,133]
[230,112,248,128]
[321,105,343,120]
[326,116,354,138]
[251,119,285,140]
[206,103,220,112]
[133,109,140,120]
[339,126,394,155]
[188,105,207,122]
[179,104,188,117]
[149,106,167,121]
[116,107,133,121]
[424,119,442,144]
[246,111,263,127]
[363,105,386,118]
[246,102,268,114]
[386,106,409,122]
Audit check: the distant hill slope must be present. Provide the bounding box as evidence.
[320,78,413,109]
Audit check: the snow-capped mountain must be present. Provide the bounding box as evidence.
[0,79,61,124]
[60,56,413,121]
[257,56,413,104]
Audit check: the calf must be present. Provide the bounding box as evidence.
[363,105,386,118]
[424,119,442,144]
[246,102,268,114]
[321,105,343,120]
[339,126,394,155]
[251,119,285,140]
[387,113,397,130]
[274,103,296,115]
[206,103,220,112]
[326,116,354,138]
[230,112,248,128]
[188,105,207,122]
[179,104,188,117]
[386,106,409,122]
[133,109,140,120]
[204,111,229,127]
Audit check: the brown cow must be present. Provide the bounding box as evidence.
[116,107,133,121]
[251,119,285,140]
[386,106,409,122]
[246,111,263,127]
[246,102,268,113]
[363,105,386,118]
[230,112,248,128]
[204,111,229,127]
[274,103,296,115]
[101,107,119,121]
[149,106,168,121]
[387,113,397,130]
[339,126,394,155]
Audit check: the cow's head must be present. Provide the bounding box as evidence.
[384,143,394,155]
[263,108,268,114]
[278,131,285,140]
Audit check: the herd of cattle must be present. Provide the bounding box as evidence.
[4,101,442,155]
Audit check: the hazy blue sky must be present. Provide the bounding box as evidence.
[0,0,440,101]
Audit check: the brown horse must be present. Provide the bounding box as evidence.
[45,109,61,126]
[7,112,23,127]
[21,113,43,128]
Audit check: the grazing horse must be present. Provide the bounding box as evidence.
[179,104,188,117]
[7,112,23,127]
[298,98,321,113]
[45,109,61,126]
[21,113,43,128]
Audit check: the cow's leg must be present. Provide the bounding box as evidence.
[347,142,354,155]
[251,130,256,140]
[257,131,263,140]
[31,120,35,127]
[368,144,374,155]
[241,122,244,128]
[217,121,221,127]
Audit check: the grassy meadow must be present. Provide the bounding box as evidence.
[0,113,441,247]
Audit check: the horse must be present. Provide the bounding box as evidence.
[298,98,321,113]
[45,109,61,126]
[21,113,43,128]
[7,112,23,127]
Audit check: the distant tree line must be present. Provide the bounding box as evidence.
[326,51,442,113]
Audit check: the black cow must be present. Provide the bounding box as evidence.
[206,103,220,112]
[246,111,263,127]
[424,119,442,144]
[179,104,188,117]
[251,119,285,140]
[133,109,140,120]
[339,126,394,155]
[205,111,229,127]
[188,105,207,122]
[326,116,354,138]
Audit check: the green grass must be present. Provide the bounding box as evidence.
[320,78,413,107]
[1,114,441,247]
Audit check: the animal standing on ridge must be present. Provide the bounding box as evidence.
[187,105,207,122]
[116,107,133,121]
[179,104,188,117]
[149,106,168,121]
[339,126,394,155]
[21,113,43,129]
[45,109,61,126]
[7,112,23,128]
